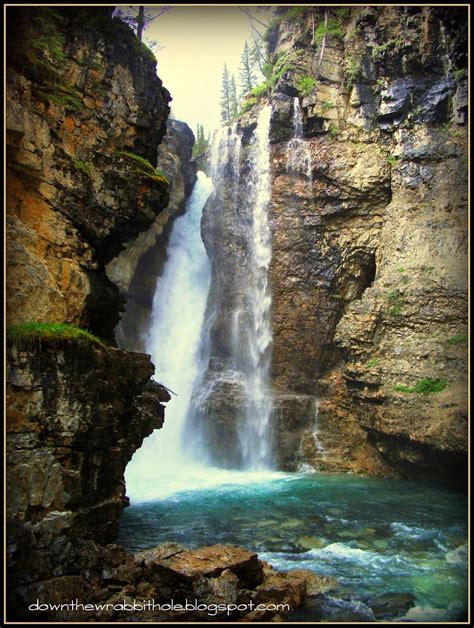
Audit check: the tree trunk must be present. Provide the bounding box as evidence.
[137,6,145,42]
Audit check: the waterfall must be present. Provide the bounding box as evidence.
[187,106,275,472]
[124,171,214,499]
[240,104,274,469]
[287,97,312,181]
[125,126,282,502]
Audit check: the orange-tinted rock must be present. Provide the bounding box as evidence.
[6,8,171,341]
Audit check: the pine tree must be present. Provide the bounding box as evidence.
[192,123,210,158]
[239,41,257,96]
[220,63,232,125]
[113,6,171,42]
[230,75,239,119]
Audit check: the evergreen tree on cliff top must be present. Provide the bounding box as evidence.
[239,41,257,96]
[220,63,232,125]
[230,75,239,119]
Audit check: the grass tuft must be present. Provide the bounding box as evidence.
[394,378,447,394]
[7,322,107,347]
[117,151,168,184]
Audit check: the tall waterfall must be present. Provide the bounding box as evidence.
[124,172,214,500]
[125,105,279,503]
[189,105,275,471]
[240,105,274,469]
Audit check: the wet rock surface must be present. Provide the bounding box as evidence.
[107,118,197,351]
[9,536,328,622]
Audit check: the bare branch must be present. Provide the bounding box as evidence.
[237,6,269,29]
[316,9,328,70]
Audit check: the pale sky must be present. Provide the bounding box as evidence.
[145,6,267,137]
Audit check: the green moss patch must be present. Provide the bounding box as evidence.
[72,157,93,179]
[117,150,168,184]
[394,378,448,395]
[7,322,107,347]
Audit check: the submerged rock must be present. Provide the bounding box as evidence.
[362,592,416,619]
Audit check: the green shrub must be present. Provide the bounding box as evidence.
[117,150,168,184]
[371,42,391,58]
[387,154,398,166]
[297,75,316,96]
[314,18,344,46]
[239,96,258,115]
[297,76,316,96]
[328,125,339,140]
[321,100,334,113]
[336,7,351,20]
[386,289,404,315]
[33,83,83,112]
[7,322,106,347]
[287,6,308,20]
[345,57,361,86]
[454,68,466,81]
[367,358,380,368]
[394,378,447,394]
[262,62,274,79]
[250,82,271,98]
[388,305,402,316]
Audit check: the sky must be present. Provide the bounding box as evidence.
[145,6,267,136]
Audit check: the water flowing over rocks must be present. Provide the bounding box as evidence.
[5,4,468,622]
[107,118,197,351]
[6,8,336,621]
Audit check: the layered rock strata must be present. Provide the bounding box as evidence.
[199,6,468,486]
[6,339,169,617]
[10,536,336,622]
[6,7,170,341]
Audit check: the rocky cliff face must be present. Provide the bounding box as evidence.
[5,7,172,619]
[6,340,169,603]
[107,119,197,351]
[200,6,468,486]
[6,7,170,342]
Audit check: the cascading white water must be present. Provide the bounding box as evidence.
[287,97,312,181]
[184,109,275,472]
[240,104,274,470]
[125,171,214,499]
[125,153,283,502]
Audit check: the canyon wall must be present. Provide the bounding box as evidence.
[199,6,468,486]
[6,6,170,341]
[107,118,197,351]
[5,7,170,618]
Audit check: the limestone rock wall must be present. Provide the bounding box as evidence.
[6,7,170,342]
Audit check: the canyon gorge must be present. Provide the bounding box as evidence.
[6,5,468,623]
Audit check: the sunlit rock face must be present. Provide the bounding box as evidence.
[200,6,468,486]
[6,7,170,342]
